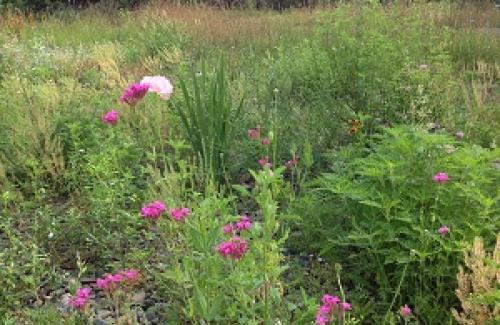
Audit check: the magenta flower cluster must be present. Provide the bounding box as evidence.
[400,304,412,317]
[96,269,140,292]
[432,172,449,184]
[140,200,166,220]
[223,215,253,234]
[120,83,150,106]
[169,207,191,222]
[217,236,248,260]
[69,287,91,310]
[101,110,119,125]
[438,225,449,235]
[316,294,351,325]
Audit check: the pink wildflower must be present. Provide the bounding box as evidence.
[400,304,412,317]
[261,137,271,146]
[140,200,166,220]
[141,76,173,100]
[217,236,248,260]
[258,156,272,169]
[223,223,233,234]
[321,294,340,307]
[101,110,119,125]
[120,83,150,106]
[315,313,329,325]
[69,287,91,310]
[120,269,140,282]
[247,125,261,139]
[455,131,464,140]
[169,207,191,222]
[432,172,449,184]
[96,277,110,290]
[235,215,252,231]
[438,225,449,236]
[341,302,352,311]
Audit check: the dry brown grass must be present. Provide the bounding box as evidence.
[137,4,316,47]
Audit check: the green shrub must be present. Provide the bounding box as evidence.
[292,126,499,323]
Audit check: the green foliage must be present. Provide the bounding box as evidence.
[155,169,294,323]
[0,214,53,319]
[264,5,460,154]
[292,126,499,323]
[176,59,244,185]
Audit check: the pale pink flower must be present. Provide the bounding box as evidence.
[141,76,174,100]
[101,110,119,125]
[400,304,412,317]
[438,225,449,235]
[432,172,449,184]
[261,137,271,146]
[419,64,429,70]
[455,131,464,140]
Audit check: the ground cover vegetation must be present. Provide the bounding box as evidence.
[0,1,498,324]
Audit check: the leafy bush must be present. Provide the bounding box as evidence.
[292,126,499,323]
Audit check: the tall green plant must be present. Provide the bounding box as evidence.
[175,59,243,186]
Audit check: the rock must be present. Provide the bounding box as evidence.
[132,289,146,305]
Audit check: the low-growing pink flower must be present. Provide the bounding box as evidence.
[69,287,91,310]
[101,110,119,125]
[341,302,352,311]
[140,200,166,220]
[315,313,329,325]
[235,215,252,231]
[438,225,449,236]
[96,278,110,290]
[223,223,233,234]
[247,125,261,139]
[141,76,174,100]
[120,83,150,106]
[400,304,412,317]
[432,172,449,184]
[261,137,271,146]
[217,236,248,260]
[455,131,464,140]
[321,294,340,307]
[169,207,191,222]
[258,156,272,169]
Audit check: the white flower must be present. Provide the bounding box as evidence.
[141,76,174,100]
[48,232,54,239]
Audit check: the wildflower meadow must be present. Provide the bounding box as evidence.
[0,1,498,324]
